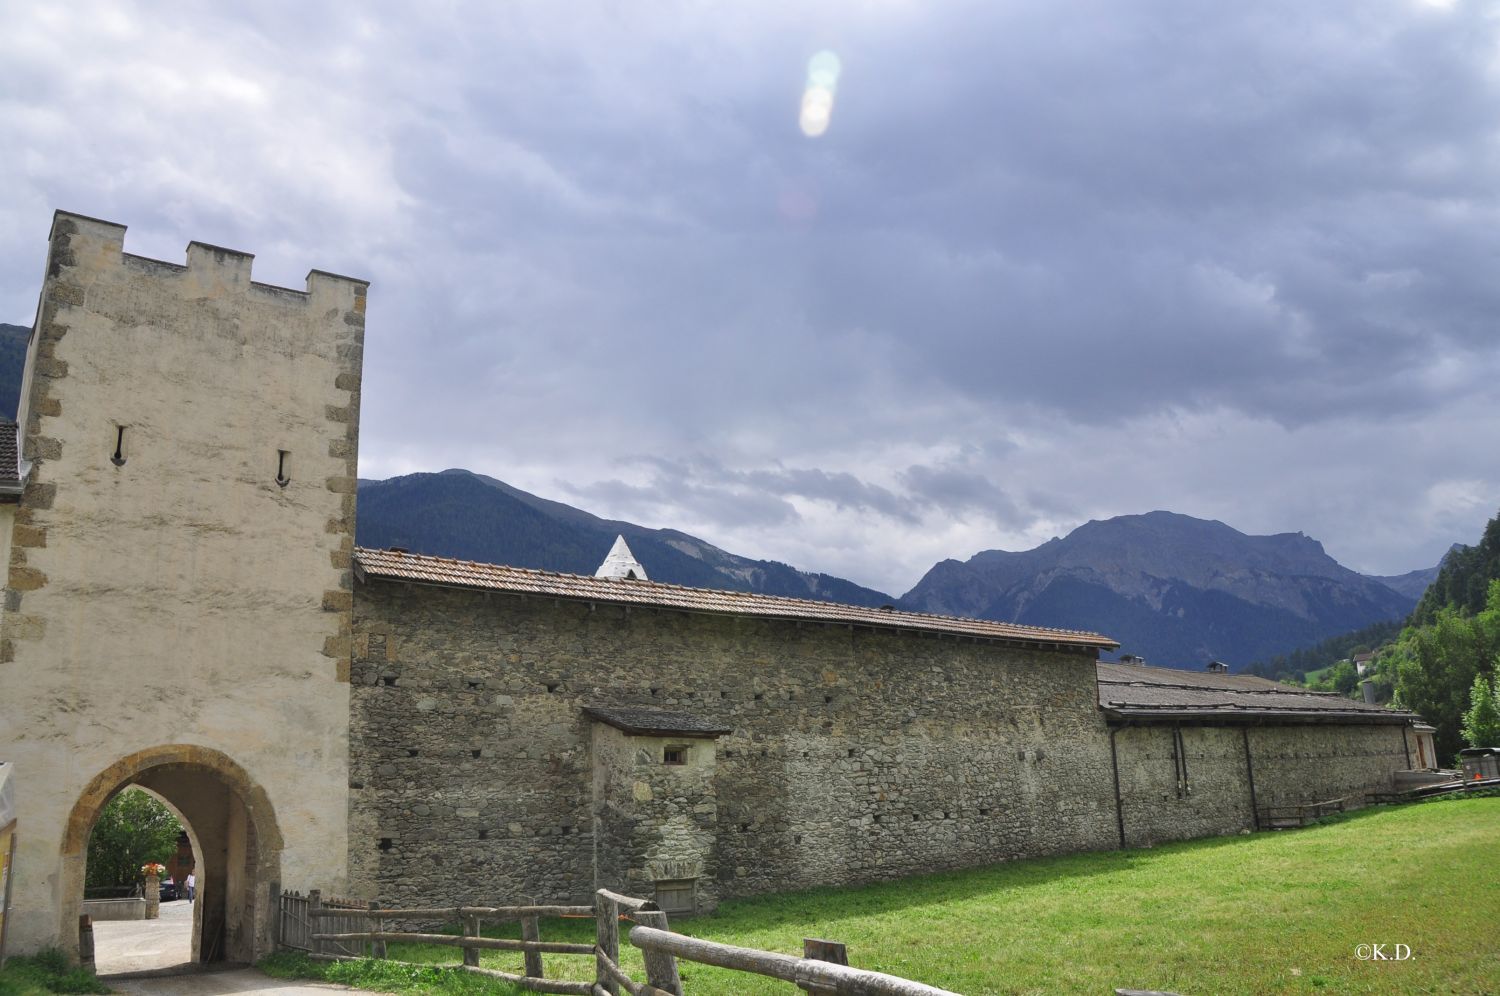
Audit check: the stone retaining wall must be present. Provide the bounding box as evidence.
[80,898,146,922]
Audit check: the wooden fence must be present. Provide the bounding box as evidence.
[278,890,375,955]
[305,899,595,995]
[1258,795,1345,829]
[284,887,960,995]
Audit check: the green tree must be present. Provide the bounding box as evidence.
[85,788,181,890]
[1330,659,1359,697]
[1461,671,1500,748]
[1393,580,1500,763]
[1412,508,1500,626]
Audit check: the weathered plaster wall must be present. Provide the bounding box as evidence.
[1112,723,1407,847]
[0,212,365,958]
[347,580,1121,908]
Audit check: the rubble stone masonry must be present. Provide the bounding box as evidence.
[347,580,1121,908]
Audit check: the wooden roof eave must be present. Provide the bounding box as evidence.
[1101,706,1417,727]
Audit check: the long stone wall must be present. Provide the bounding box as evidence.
[1112,723,1408,847]
[348,579,1418,909]
[347,580,1121,908]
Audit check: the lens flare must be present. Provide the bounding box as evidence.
[799,49,842,138]
[800,86,835,137]
[808,50,842,89]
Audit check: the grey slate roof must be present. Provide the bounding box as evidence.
[582,706,732,738]
[0,420,22,499]
[355,547,1119,650]
[1097,661,1417,724]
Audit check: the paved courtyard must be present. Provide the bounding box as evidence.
[94,901,381,994]
[93,899,193,975]
[108,970,384,995]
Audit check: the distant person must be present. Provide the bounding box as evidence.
[185,871,195,903]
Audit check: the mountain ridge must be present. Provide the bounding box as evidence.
[356,470,896,607]
[0,323,29,420]
[897,510,1423,668]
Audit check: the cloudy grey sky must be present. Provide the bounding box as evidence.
[2,0,1497,595]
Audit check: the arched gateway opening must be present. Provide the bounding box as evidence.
[61,746,283,967]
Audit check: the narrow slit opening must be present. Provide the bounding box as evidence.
[111,426,127,467]
[276,449,290,488]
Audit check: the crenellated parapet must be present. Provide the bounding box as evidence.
[47,210,368,306]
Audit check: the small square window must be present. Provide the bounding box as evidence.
[655,879,696,916]
[664,746,688,766]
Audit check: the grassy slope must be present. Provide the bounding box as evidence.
[1300,665,1332,686]
[262,796,1500,996]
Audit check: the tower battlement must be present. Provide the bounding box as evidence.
[49,210,368,309]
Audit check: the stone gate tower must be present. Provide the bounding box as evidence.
[0,211,366,963]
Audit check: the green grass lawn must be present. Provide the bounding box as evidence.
[260,795,1500,995]
[0,950,109,996]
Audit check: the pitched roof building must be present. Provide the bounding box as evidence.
[1097,660,1415,724]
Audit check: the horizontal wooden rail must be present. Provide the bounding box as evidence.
[627,925,961,996]
[289,888,955,995]
[594,889,656,914]
[464,963,595,995]
[312,931,591,954]
[309,904,592,919]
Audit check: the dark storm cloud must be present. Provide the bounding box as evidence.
[580,456,921,526]
[2,0,1497,590]
[572,454,1033,539]
[900,465,1021,525]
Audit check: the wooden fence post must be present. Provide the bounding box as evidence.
[595,891,619,996]
[369,901,386,960]
[462,913,481,967]
[308,890,322,959]
[520,913,544,979]
[632,909,683,996]
[800,938,847,995]
[77,915,94,972]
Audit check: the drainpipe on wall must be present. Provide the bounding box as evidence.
[1108,726,1126,849]
[1176,727,1192,797]
[1170,727,1183,797]
[1242,727,1259,831]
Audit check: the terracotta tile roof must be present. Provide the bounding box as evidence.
[582,706,732,738]
[353,547,1119,650]
[1096,661,1417,724]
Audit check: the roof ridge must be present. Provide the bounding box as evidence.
[353,546,1117,646]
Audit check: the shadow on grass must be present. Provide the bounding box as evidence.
[354,796,1494,962]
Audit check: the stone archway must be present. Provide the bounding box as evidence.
[61,745,283,966]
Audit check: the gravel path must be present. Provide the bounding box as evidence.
[107,968,385,994]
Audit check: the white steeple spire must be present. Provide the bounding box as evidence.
[595,535,648,580]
